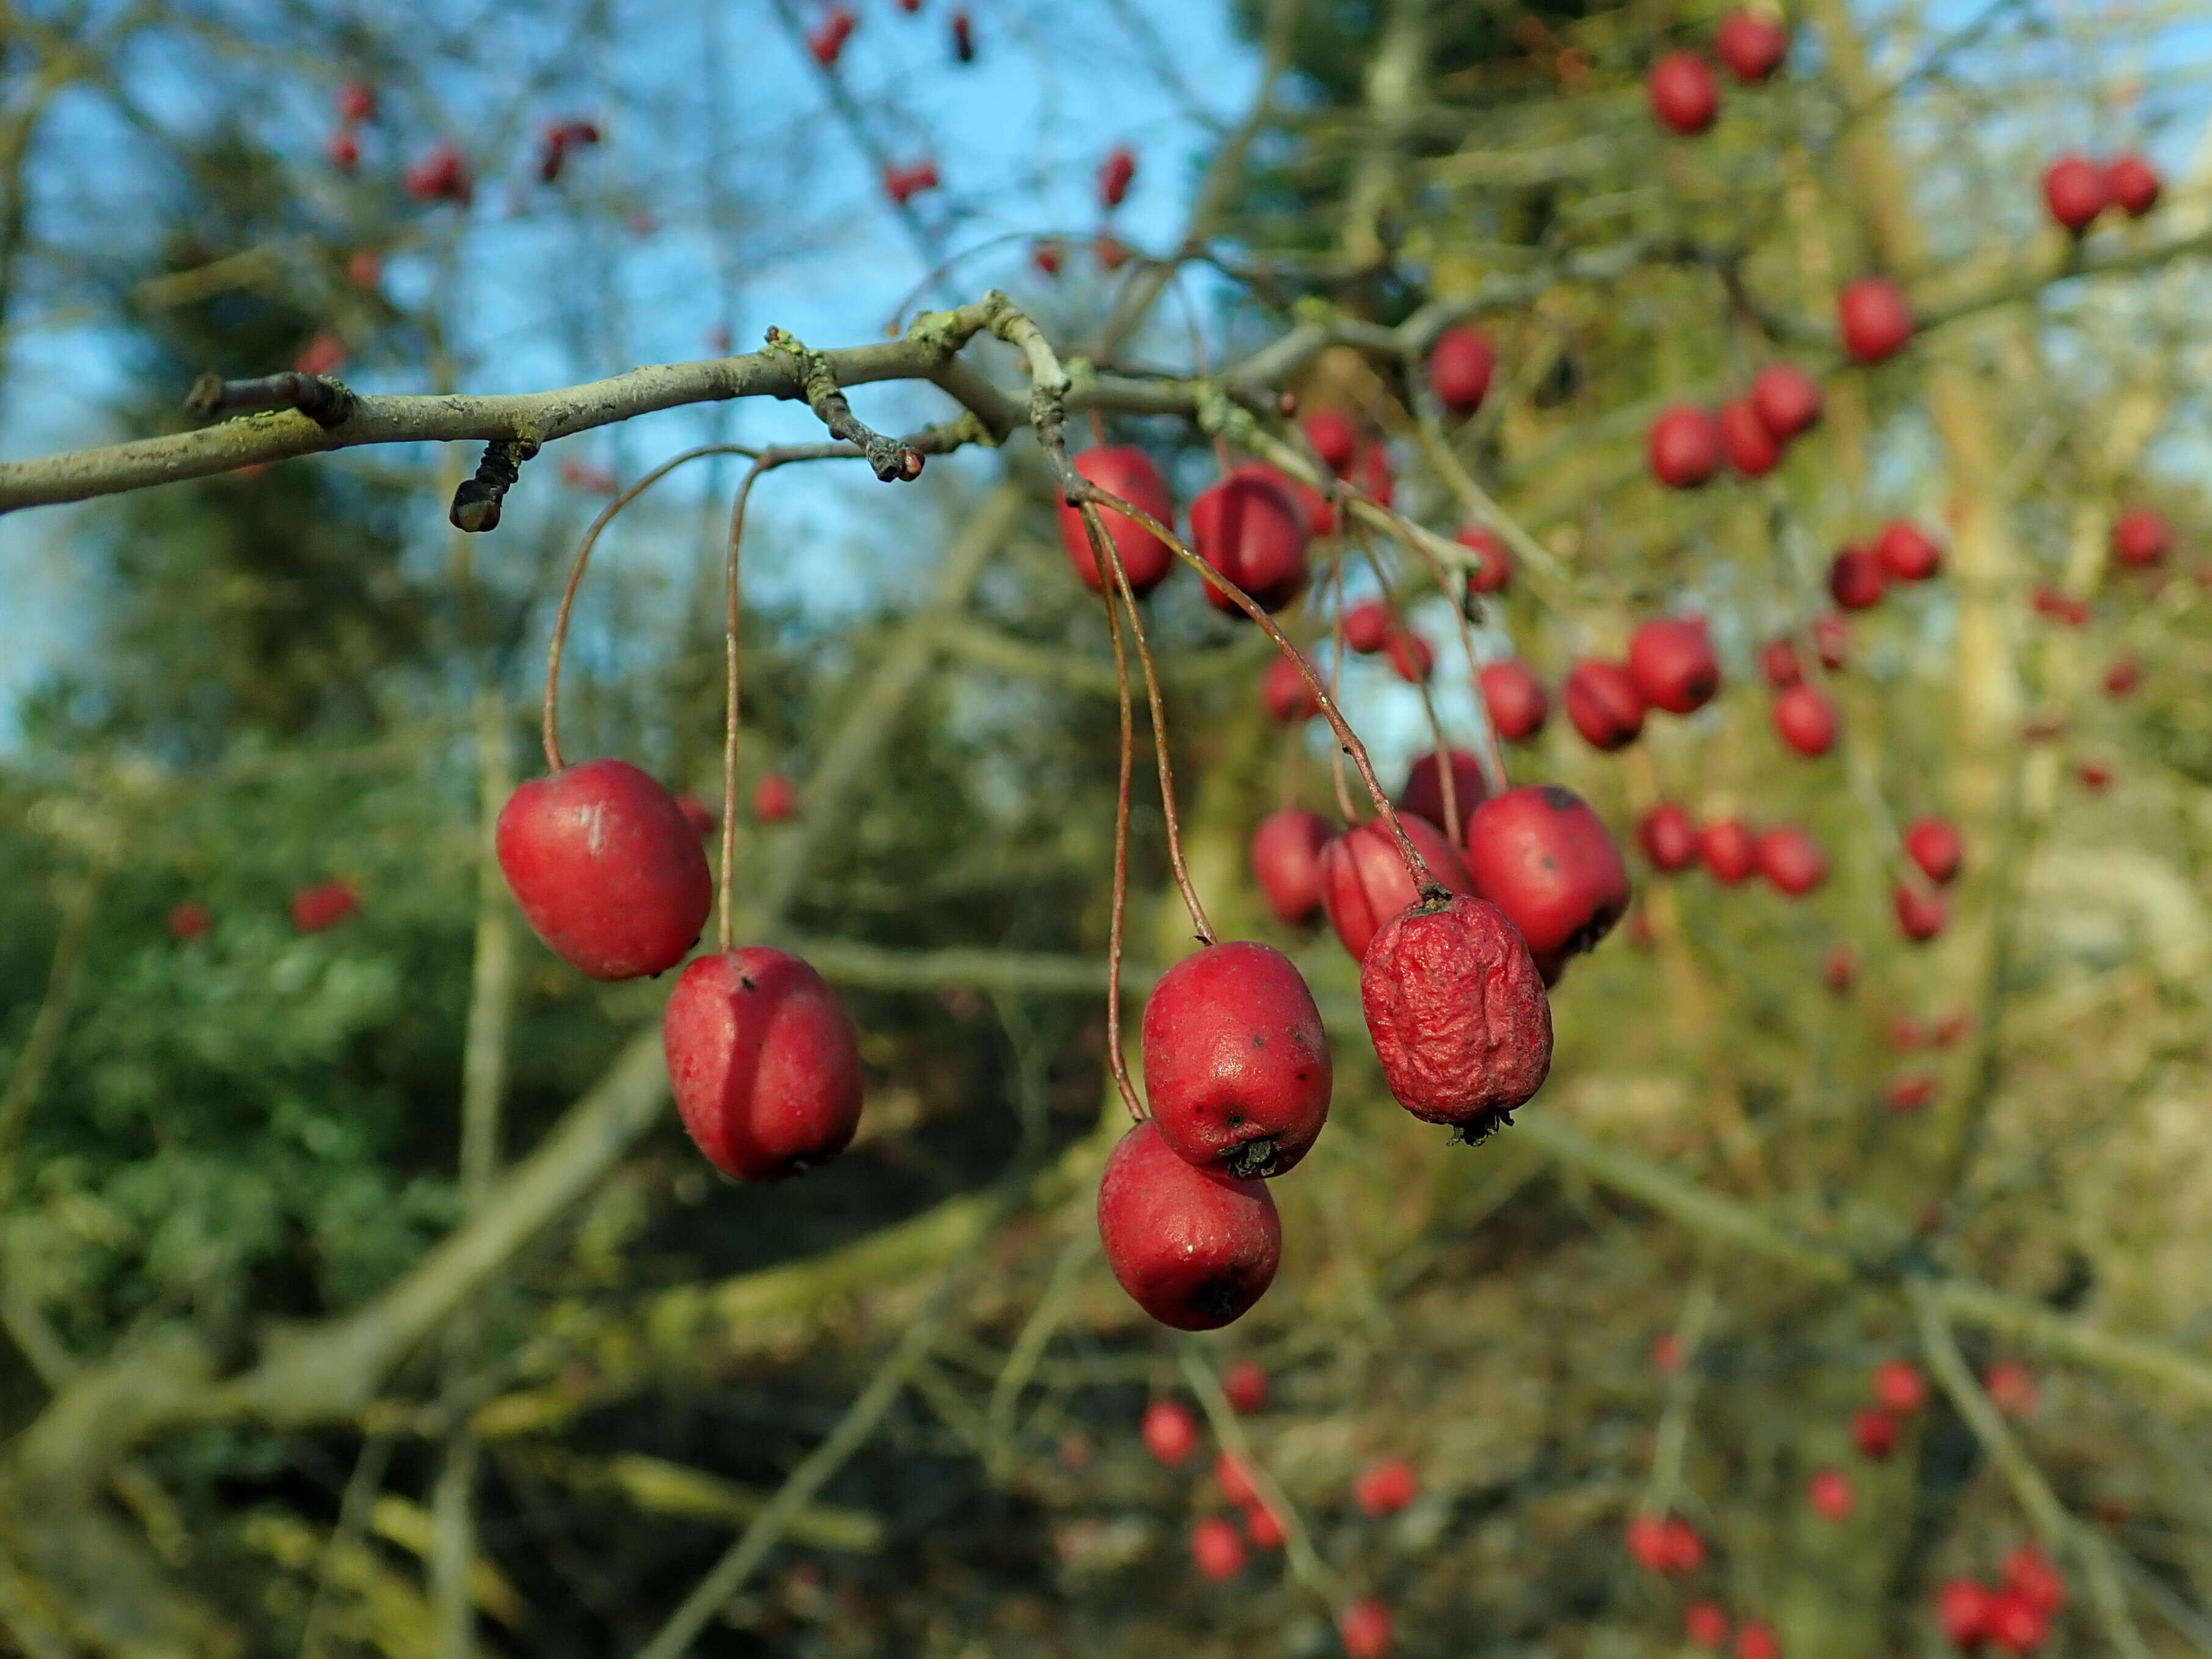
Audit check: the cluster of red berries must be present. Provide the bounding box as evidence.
[882,157,941,205]
[1649,361,1820,488]
[1645,10,1790,137]
[2040,150,2162,234]
[166,879,360,943]
[1937,1546,2067,1653]
[1562,613,1719,752]
[1848,1358,1929,1461]
[1632,1515,1789,1654]
[807,5,856,65]
[326,79,373,171]
[403,141,472,205]
[537,117,601,184]
[1639,803,1827,898]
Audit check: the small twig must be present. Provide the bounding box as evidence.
[768,327,925,483]
[449,437,539,533]
[185,368,354,428]
[298,1431,397,1659]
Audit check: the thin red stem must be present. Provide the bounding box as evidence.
[1097,570,1145,1125]
[719,462,772,954]
[1349,523,1460,844]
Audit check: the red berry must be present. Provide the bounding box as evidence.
[1752,362,1823,438]
[1903,816,1961,885]
[1887,1074,1936,1113]
[1399,749,1487,830]
[168,901,211,941]
[1462,785,1632,977]
[1662,1518,1707,1573]
[1343,600,1391,654]
[1873,1359,1929,1414]
[1191,466,1309,614]
[404,142,472,204]
[1652,1331,1684,1372]
[1773,684,1839,757]
[2106,152,2161,217]
[1895,884,1948,943]
[1243,1499,1285,1548]
[1701,819,1758,885]
[675,793,718,838]
[1840,277,1913,363]
[1933,1009,1971,1046]
[2103,656,2141,698]
[496,760,712,979]
[1263,654,1322,725]
[1985,1589,2048,1654]
[346,249,383,291]
[1223,1360,1269,1413]
[1141,940,1332,1178]
[1716,9,1788,78]
[1985,1360,2038,1418]
[1628,617,1721,714]
[2111,505,2170,566]
[335,80,375,123]
[1686,1601,1732,1650]
[1360,895,1555,1135]
[326,126,361,170]
[2004,1545,2065,1615]
[950,8,973,62]
[1757,826,1828,895]
[1627,1515,1671,1573]
[1032,239,1064,276]
[1096,233,1130,270]
[1648,51,1719,133]
[1428,324,1497,414]
[1480,660,1549,741]
[1357,441,1394,507]
[1190,1515,1245,1580]
[1057,447,1177,594]
[753,772,797,824]
[1825,945,1856,994]
[1649,405,1723,488]
[2042,154,2108,233]
[1305,410,1358,474]
[1812,613,1850,668]
[1252,809,1334,925]
[1761,637,1803,687]
[1936,1578,1994,1649]
[1853,1408,1900,1459]
[1877,521,1943,582]
[1457,525,1512,594]
[1385,629,1434,684]
[1098,1117,1281,1330]
[1735,1620,1781,1659]
[1318,815,1473,961]
[1719,399,1782,477]
[1099,144,1137,209]
[1830,546,1888,610]
[293,331,346,376]
[1565,660,1647,750]
[1353,1457,1418,1516]
[664,948,864,1180]
[1215,1449,1261,1507]
[1338,1599,1393,1659]
[1639,803,1701,873]
[1140,1399,1200,1465]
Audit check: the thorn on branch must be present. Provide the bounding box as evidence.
[766,326,925,483]
[449,438,540,533]
[185,369,356,429]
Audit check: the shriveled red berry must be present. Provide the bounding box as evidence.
[1141,940,1332,1179]
[2106,152,2161,217]
[1839,277,1914,363]
[1354,1457,1418,1516]
[1462,785,1632,977]
[1318,814,1473,961]
[1343,599,1391,654]
[1701,819,1758,884]
[1360,895,1554,1137]
[1251,809,1334,925]
[1877,520,1943,582]
[1140,1399,1200,1465]
[1812,612,1851,668]
[1757,826,1827,895]
[1338,1598,1393,1659]
[1904,816,1961,885]
[2042,153,2108,233]
[1649,405,1723,488]
[1895,884,1948,943]
[1628,617,1721,714]
[1223,1360,1269,1413]
[1057,447,1177,593]
[1565,660,1647,750]
[1648,51,1719,133]
[665,948,864,1180]
[1773,684,1838,757]
[1459,525,1511,593]
[1428,324,1497,414]
[1263,654,1322,724]
[1399,749,1486,830]
[1719,399,1781,477]
[1190,1515,1245,1580]
[1481,660,1549,741]
[2112,505,2171,566]
[1640,803,1701,872]
[497,760,712,979]
[1305,410,1358,474]
[1098,1118,1281,1330]
[1830,546,1888,610]
[1192,465,1309,614]
[1853,1409,1899,1459]
[1685,1601,1732,1650]
[1937,1579,1994,1650]
[1752,362,1823,439]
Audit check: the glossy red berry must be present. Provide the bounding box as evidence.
[1773,684,1838,757]
[1263,654,1322,724]
[497,760,712,979]
[1719,399,1782,477]
[1462,786,1632,977]
[1251,809,1334,925]
[1840,277,1913,363]
[1318,814,1473,961]
[1140,1399,1200,1465]
[1875,520,1943,582]
[2004,1545,2065,1615]
[1762,637,1803,687]
[1936,1578,1994,1650]
[2042,153,2108,233]
[664,948,864,1180]
[169,901,212,941]
[1342,600,1391,654]
[1190,1515,1245,1580]
[1192,466,1309,614]
[1895,884,1948,943]
[1628,617,1721,714]
[1305,410,1358,474]
[1481,660,1549,741]
[1361,894,1554,1135]
[1243,1500,1285,1549]
[1141,940,1332,1179]
[1338,1599,1393,1659]
[1639,803,1701,872]
[1735,1621,1781,1659]
[753,772,797,824]
[675,793,717,838]
[1097,1117,1281,1331]
[1649,405,1723,488]
[1716,10,1788,78]
[1458,525,1512,593]
[1663,1519,1706,1573]
[1354,1457,1418,1517]
[1986,1590,2048,1655]
[1223,1360,1269,1413]
[1565,660,1647,750]
[1686,1602,1732,1650]
[1904,816,1962,884]
[1399,749,1487,830]
[1648,51,1719,133]
[1384,629,1434,684]
[1853,1408,1899,1459]
[2112,505,2170,566]
[1627,1515,1671,1573]
[1428,324,1497,414]
[2106,152,2161,217]
[1873,1360,1928,1413]
[1752,361,1823,438]
[1701,820,1757,884]
[1757,826,1828,895]
[1830,546,1887,610]
[1057,447,1177,593]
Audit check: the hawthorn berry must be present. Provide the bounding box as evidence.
[1839,276,1914,363]
[753,772,797,824]
[1639,803,1701,873]
[2106,152,2161,217]
[675,793,717,838]
[1243,1500,1286,1549]
[1895,884,1949,943]
[1701,819,1758,885]
[2103,656,2142,698]
[1628,617,1721,714]
[1251,809,1334,925]
[169,901,213,942]
[1428,324,1497,414]
[335,80,375,123]
[1985,1590,2048,1655]
[1649,405,1724,488]
[1360,894,1555,1136]
[1056,447,1176,593]
[497,760,713,979]
[1873,1360,1929,1414]
[1762,637,1804,688]
[1773,685,1839,757]
[1223,1360,1269,1414]
[949,8,973,61]
[1461,785,1632,978]
[1098,144,1137,209]
[1812,612,1851,668]
[346,248,383,291]
[664,948,865,1180]
[1031,239,1063,276]
[1735,1621,1781,1659]
[293,332,346,377]
[1305,410,1358,474]
[2111,505,2171,566]
[1877,520,1944,582]
[1985,1361,2039,1418]
[1399,748,1487,830]
[1829,546,1888,610]
[1652,1331,1684,1372]
[1215,1449,1261,1507]
[1808,1468,1855,1520]
[1647,51,1719,134]
[1719,399,1782,477]
[1757,826,1828,895]
[1752,361,1823,439]
[1904,816,1962,884]
[1685,1601,1732,1650]
[1097,1117,1281,1331]
[1887,1074,1936,1113]
[1384,629,1435,685]
[1191,465,1309,614]
[2042,154,2108,234]
[1716,10,1788,79]
[326,127,360,170]
[1457,524,1512,593]
[1357,442,1394,508]
[1936,1579,1994,1650]
[1853,1408,1899,1459]
[1627,1515,1671,1574]
[1190,1515,1245,1581]
[1480,660,1549,741]
[1663,1519,1707,1573]
[1354,1457,1418,1517]
[1565,660,1647,750]
[1141,940,1333,1178]
[1140,1399,1200,1466]
[1318,814,1473,961]
[1338,1599,1393,1659]
[1262,654,1322,725]
[1824,945,1856,994]
[2004,1545,2065,1615]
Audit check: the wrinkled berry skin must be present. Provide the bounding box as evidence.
[664,948,865,1180]
[1097,1117,1281,1331]
[1462,786,1632,970]
[1142,941,1332,1178]
[497,758,714,980]
[1361,896,1553,1135]
[1318,814,1474,961]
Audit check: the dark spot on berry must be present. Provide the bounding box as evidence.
[1193,1274,1248,1322]
[1540,785,1577,811]
[1251,1033,1266,1047]
[739,975,757,992]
